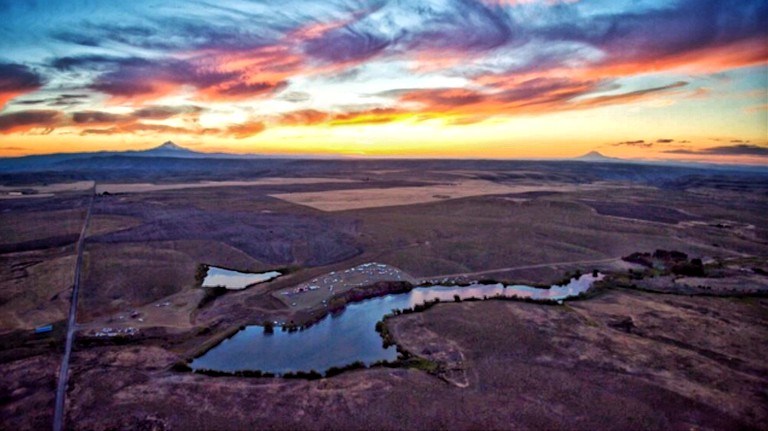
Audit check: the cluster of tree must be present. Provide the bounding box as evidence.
[670,258,705,277]
[623,249,705,277]
[197,285,227,308]
[374,320,396,348]
[282,370,323,380]
[327,281,415,314]
[263,321,274,333]
[190,367,276,378]
[324,361,368,378]
[194,264,209,285]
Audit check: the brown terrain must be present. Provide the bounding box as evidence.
[0,159,767,430]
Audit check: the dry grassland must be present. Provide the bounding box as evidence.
[95,178,356,194]
[270,180,625,211]
[0,181,94,197]
[0,209,86,246]
[0,252,75,330]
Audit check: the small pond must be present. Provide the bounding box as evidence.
[191,273,603,375]
[202,267,282,290]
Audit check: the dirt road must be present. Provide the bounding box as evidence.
[53,187,95,431]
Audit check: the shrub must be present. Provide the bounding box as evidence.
[671,262,705,277]
[263,321,274,334]
[195,264,209,285]
[198,285,227,308]
[171,362,192,372]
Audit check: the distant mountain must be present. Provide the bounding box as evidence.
[125,141,206,158]
[573,151,621,162]
[0,141,249,173]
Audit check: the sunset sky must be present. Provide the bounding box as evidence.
[0,0,766,162]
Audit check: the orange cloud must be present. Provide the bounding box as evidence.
[226,121,266,139]
[278,109,329,126]
[586,37,768,79]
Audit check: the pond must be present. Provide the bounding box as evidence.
[202,266,282,290]
[190,273,603,375]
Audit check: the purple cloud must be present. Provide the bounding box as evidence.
[0,63,44,107]
[665,144,768,157]
[0,110,63,133]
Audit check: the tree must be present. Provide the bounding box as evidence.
[263,321,274,334]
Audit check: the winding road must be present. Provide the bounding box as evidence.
[53,186,95,431]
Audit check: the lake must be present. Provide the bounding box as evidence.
[191,273,603,375]
[202,267,282,290]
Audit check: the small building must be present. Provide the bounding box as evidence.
[34,325,53,334]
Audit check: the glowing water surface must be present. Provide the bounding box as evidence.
[191,273,603,374]
[202,267,281,290]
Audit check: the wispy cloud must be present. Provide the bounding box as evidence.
[613,140,651,147]
[665,144,768,157]
[0,110,63,134]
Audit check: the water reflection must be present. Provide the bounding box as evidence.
[191,273,602,374]
[202,267,281,290]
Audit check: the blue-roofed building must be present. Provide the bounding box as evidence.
[34,324,53,334]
